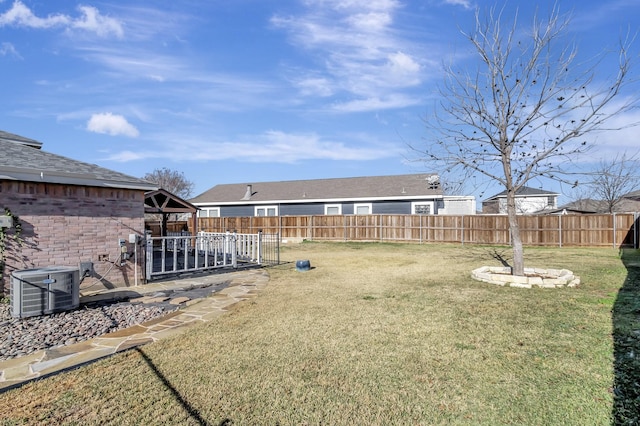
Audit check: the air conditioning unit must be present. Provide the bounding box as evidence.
[11,266,80,318]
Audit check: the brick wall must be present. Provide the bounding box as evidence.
[1,181,146,295]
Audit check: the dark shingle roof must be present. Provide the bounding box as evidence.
[554,199,608,214]
[484,186,559,202]
[0,130,42,148]
[624,189,640,201]
[0,132,157,191]
[190,174,442,204]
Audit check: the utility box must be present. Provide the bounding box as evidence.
[0,216,12,228]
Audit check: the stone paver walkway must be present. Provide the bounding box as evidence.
[0,268,269,392]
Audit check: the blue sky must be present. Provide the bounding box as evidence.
[0,0,638,202]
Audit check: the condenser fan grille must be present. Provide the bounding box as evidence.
[11,267,80,318]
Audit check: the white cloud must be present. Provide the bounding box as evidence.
[296,76,335,97]
[102,150,146,161]
[87,112,139,137]
[271,0,429,111]
[0,1,123,38]
[0,1,69,28]
[0,41,20,58]
[347,12,392,31]
[331,94,422,112]
[71,6,124,38]
[443,0,473,9]
[388,51,420,74]
[104,130,396,163]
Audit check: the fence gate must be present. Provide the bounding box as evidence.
[144,231,279,281]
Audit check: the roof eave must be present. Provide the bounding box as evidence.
[0,169,158,191]
[193,194,444,206]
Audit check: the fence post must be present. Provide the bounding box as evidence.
[632,212,640,249]
[559,215,562,248]
[613,213,616,249]
[144,232,153,281]
[461,215,465,246]
[257,230,263,264]
[231,231,237,268]
[344,216,347,242]
[222,229,231,266]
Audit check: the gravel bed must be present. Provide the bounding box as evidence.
[0,301,178,361]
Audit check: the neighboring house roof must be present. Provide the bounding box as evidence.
[191,174,443,205]
[624,189,640,201]
[548,199,608,214]
[483,186,559,202]
[0,130,42,149]
[546,193,640,215]
[0,131,157,191]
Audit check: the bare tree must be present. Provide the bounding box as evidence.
[588,153,640,213]
[415,5,635,275]
[143,167,195,199]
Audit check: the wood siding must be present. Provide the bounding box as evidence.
[190,213,640,248]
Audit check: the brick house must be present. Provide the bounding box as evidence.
[0,131,157,295]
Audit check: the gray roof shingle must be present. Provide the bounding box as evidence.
[190,173,442,204]
[0,132,157,191]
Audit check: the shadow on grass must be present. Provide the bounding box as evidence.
[614,244,640,424]
[136,347,231,426]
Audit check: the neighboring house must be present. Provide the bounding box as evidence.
[0,131,157,294]
[482,186,559,214]
[190,174,476,218]
[548,190,640,215]
[616,190,640,212]
[548,199,608,215]
[626,189,640,201]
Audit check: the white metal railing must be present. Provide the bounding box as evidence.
[145,231,277,280]
[166,231,191,250]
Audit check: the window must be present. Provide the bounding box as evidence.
[547,196,555,207]
[412,202,434,215]
[324,204,342,215]
[198,208,220,218]
[354,203,372,215]
[255,206,278,216]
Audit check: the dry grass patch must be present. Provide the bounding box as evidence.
[0,242,633,425]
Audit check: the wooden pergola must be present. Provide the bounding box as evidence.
[144,189,198,236]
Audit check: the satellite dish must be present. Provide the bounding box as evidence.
[426,175,440,186]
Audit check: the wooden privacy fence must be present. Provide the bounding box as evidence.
[181,213,640,248]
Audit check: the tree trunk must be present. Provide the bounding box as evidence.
[505,190,525,276]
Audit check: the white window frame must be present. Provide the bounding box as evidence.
[353,203,372,215]
[255,205,278,217]
[198,207,220,218]
[411,201,434,215]
[324,204,342,215]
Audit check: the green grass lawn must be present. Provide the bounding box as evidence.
[1,242,638,425]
